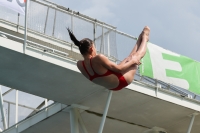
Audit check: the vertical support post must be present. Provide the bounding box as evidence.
[44,7,49,34]
[45,99,48,107]
[0,86,8,129]
[100,25,104,54]
[52,9,57,37]
[71,11,74,51]
[140,75,143,81]
[8,103,10,128]
[193,95,197,99]
[107,33,110,57]
[103,26,105,54]
[114,28,117,60]
[71,11,74,33]
[23,0,29,54]
[187,113,198,133]
[17,13,20,32]
[155,79,161,97]
[98,90,113,133]
[167,84,170,90]
[15,90,18,124]
[93,22,96,45]
[44,99,48,117]
[70,108,79,133]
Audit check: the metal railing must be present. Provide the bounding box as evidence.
[0,0,120,59]
[0,85,52,130]
[0,0,199,98]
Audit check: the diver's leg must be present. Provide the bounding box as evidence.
[118,26,150,65]
[132,26,150,60]
[126,26,149,62]
[122,26,150,84]
[128,33,142,56]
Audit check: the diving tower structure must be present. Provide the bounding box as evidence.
[0,0,200,133]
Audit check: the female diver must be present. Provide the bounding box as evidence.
[67,26,150,91]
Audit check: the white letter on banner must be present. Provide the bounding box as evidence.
[147,43,189,89]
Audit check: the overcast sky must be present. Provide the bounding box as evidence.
[48,0,200,62]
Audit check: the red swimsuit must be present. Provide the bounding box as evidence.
[82,59,128,91]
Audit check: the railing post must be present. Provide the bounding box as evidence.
[93,22,96,45]
[71,11,74,51]
[0,85,8,130]
[100,24,104,54]
[17,13,20,32]
[155,80,161,97]
[52,9,57,37]
[23,0,29,54]
[107,33,110,57]
[44,7,49,34]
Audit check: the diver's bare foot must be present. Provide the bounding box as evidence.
[137,26,150,43]
[143,26,150,35]
[142,26,150,42]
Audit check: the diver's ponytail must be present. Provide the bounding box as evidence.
[67,28,93,55]
[67,28,81,47]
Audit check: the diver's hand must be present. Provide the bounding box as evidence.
[131,55,141,65]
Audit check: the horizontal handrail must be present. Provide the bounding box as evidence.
[0,31,68,57]
[3,100,39,111]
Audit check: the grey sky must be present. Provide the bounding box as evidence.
[48,0,200,62]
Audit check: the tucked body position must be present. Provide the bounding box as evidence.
[67,26,150,91]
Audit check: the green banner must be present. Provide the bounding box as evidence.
[140,43,200,94]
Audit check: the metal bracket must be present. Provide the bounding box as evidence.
[63,104,89,113]
[156,81,161,97]
[63,104,89,133]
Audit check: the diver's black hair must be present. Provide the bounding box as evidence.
[67,28,93,55]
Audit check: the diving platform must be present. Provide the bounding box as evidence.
[0,28,200,133]
[0,0,200,132]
